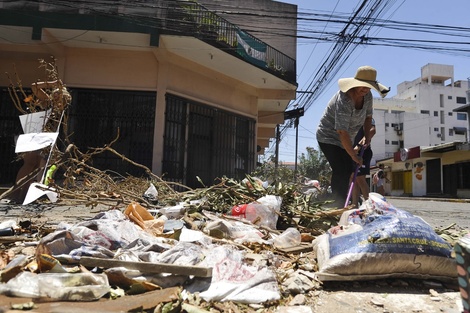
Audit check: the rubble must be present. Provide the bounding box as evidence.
[1,142,469,312]
[0,176,467,313]
[0,154,346,312]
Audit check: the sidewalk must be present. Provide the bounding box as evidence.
[387,195,470,203]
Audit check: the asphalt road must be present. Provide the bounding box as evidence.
[385,197,470,230]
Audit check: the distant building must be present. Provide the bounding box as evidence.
[371,63,470,198]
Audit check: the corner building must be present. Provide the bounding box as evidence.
[0,0,298,188]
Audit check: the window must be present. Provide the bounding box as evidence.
[385,140,390,145]
[391,141,399,145]
[448,112,453,116]
[434,127,439,132]
[457,113,468,121]
[457,97,467,104]
[0,88,24,184]
[68,88,156,177]
[449,129,454,136]
[458,162,470,189]
[448,96,452,99]
[163,94,255,188]
[421,110,430,114]
[434,111,438,117]
[385,123,389,127]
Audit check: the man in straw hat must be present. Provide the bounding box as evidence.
[316,65,390,207]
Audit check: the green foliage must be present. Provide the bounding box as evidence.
[166,153,336,233]
[297,147,331,186]
[251,155,296,185]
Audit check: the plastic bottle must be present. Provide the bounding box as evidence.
[273,227,301,249]
[231,203,277,229]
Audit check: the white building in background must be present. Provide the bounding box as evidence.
[370,63,470,198]
[372,63,468,163]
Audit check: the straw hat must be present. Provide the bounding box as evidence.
[338,66,390,98]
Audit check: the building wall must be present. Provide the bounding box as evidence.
[440,149,470,166]
[371,109,386,164]
[1,46,263,175]
[402,112,430,147]
[411,158,427,196]
[66,49,159,90]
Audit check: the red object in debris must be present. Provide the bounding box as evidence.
[231,204,248,218]
[231,203,278,229]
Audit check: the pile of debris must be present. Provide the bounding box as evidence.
[0,145,468,313]
[0,143,351,312]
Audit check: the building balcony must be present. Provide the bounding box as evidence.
[0,0,296,85]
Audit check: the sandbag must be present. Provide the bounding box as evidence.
[313,193,457,281]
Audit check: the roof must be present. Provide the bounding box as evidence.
[420,141,464,153]
[454,104,470,113]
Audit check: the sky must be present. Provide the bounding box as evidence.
[266,0,470,163]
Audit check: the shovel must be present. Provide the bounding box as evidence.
[345,145,365,207]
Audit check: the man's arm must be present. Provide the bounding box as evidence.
[363,116,373,146]
[338,129,363,166]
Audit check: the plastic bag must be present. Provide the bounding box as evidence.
[38,272,110,301]
[313,195,456,281]
[273,228,301,249]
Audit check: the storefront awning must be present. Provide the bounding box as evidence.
[454,126,468,134]
[454,104,470,113]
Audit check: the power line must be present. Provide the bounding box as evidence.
[4,0,469,156]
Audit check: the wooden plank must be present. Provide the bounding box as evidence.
[0,236,36,243]
[80,257,212,277]
[0,287,181,313]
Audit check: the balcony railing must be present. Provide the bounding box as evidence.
[0,0,296,85]
[163,1,296,84]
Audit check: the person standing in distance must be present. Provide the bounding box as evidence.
[316,66,389,207]
[376,163,386,196]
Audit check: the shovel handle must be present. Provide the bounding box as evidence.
[345,146,365,207]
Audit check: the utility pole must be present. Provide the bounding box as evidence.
[294,115,299,179]
[274,125,280,189]
[284,107,304,181]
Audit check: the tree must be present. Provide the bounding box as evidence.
[251,155,296,185]
[298,147,331,187]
